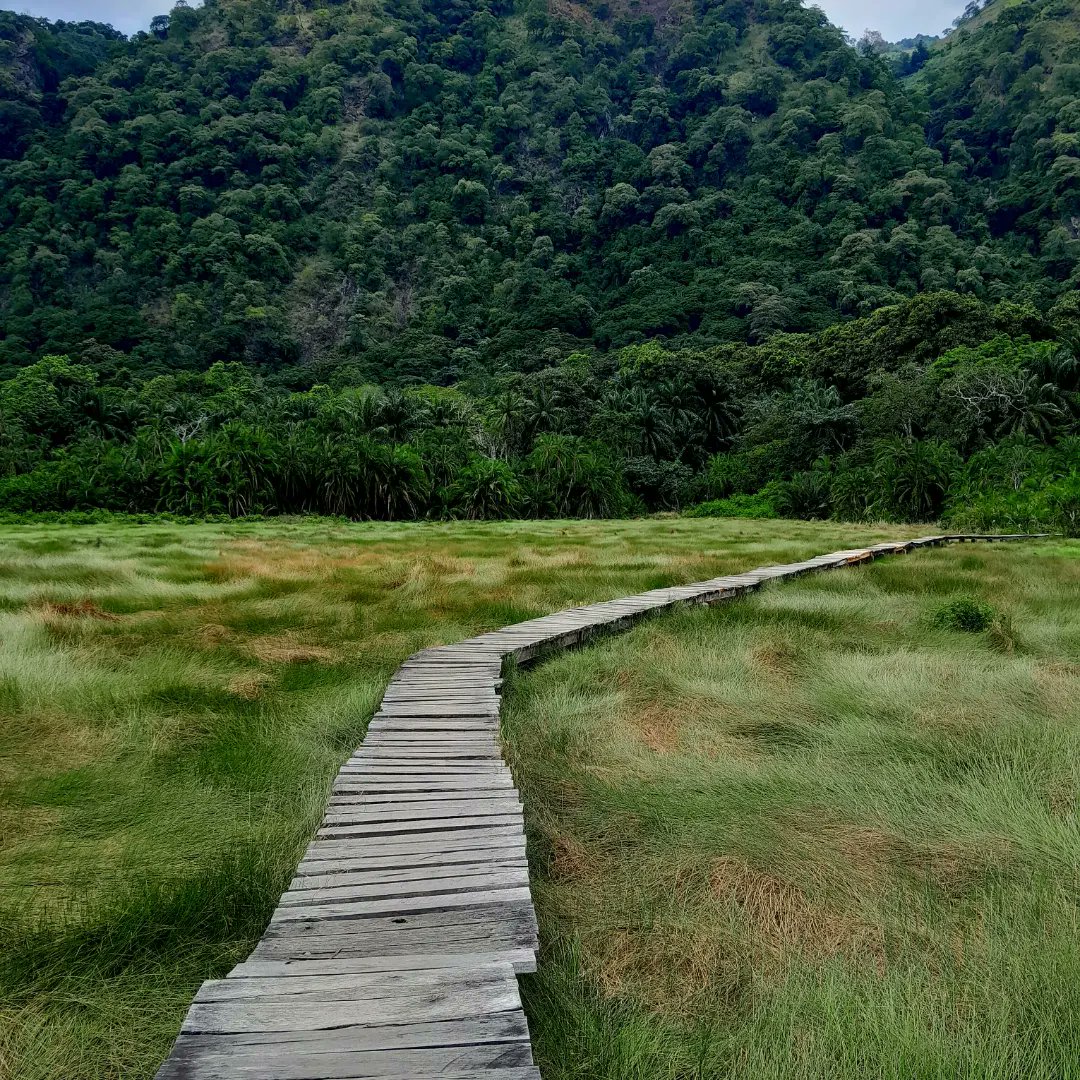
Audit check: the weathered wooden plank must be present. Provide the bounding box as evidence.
[270,886,534,924]
[159,1040,536,1079]
[298,843,527,874]
[312,825,525,849]
[334,771,513,781]
[331,781,515,795]
[182,978,523,1033]
[380,692,500,700]
[292,860,527,888]
[342,759,510,770]
[322,800,522,821]
[327,793,520,810]
[257,906,538,945]
[227,951,536,978]
[281,868,530,906]
[195,965,519,1003]
[254,915,537,956]
[353,745,504,757]
[315,824,523,849]
[361,730,502,741]
[170,1012,528,1047]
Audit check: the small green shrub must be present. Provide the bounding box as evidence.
[932,596,995,633]
[683,493,778,519]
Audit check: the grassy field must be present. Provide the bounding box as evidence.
[0,515,915,1079]
[503,538,1080,1079]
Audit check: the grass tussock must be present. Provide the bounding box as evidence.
[502,538,1080,1079]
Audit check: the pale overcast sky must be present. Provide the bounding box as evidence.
[6,0,967,43]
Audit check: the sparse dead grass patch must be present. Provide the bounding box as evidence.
[632,700,685,754]
[226,672,274,700]
[244,634,335,665]
[36,599,119,621]
[709,856,883,967]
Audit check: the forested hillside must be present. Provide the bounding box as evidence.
[2,0,1078,377]
[0,0,1077,530]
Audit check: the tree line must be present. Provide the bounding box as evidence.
[2,293,1076,533]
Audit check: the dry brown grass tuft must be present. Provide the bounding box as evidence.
[1046,779,1076,817]
[828,823,903,890]
[201,541,373,584]
[196,623,232,645]
[632,701,684,754]
[710,856,884,967]
[36,599,119,621]
[586,924,742,1011]
[246,634,335,665]
[1032,659,1080,715]
[0,802,62,850]
[227,672,274,700]
[897,838,1013,898]
[549,833,601,883]
[748,638,800,680]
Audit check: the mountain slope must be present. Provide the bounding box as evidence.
[916,0,1080,271]
[0,0,1075,382]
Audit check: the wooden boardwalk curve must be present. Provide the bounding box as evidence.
[157,532,1042,1079]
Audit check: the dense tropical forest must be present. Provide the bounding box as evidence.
[0,0,1077,529]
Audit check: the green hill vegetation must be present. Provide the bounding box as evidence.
[0,0,1077,527]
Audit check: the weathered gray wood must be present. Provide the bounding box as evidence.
[341,760,510,770]
[282,869,530,906]
[169,1012,528,1048]
[182,976,523,1032]
[254,917,537,958]
[227,951,537,978]
[331,781,515,794]
[270,886,534,924]
[298,844,528,875]
[316,819,522,844]
[159,1041,536,1079]
[322,803,522,824]
[311,831,525,853]
[195,965,519,1003]
[329,790,519,805]
[292,860,527,888]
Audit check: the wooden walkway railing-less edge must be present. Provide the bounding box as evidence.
[157,532,1044,1080]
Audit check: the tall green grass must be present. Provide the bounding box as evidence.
[0,516,912,1077]
[503,540,1080,1079]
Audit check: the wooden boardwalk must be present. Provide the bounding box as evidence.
[157,532,1041,1079]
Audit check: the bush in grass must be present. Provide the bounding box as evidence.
[684,492,778,519]
[932,596,995,633]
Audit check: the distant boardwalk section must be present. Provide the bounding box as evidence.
[157,532,1041,1080]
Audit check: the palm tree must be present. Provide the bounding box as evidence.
[211,422,280,516]
[523,380,564,439]
[1003,371,1065,439]
[874,437,960,521]
[695,374,737,450]
[446,458,522,519]
[489,384,529,458]
[370,444,429,519]
[656,376,702,450]
[626,386,673,459]
[376,388,423,443]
